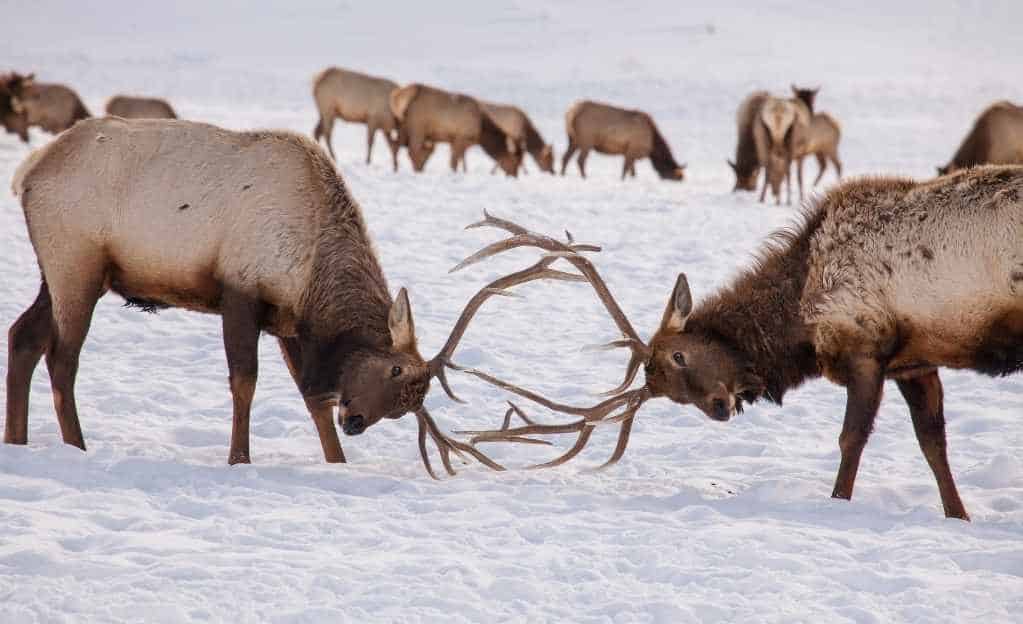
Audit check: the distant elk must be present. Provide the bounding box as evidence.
[938,101,1023,175]
[454,167,1023,520]
[389,83,522,176]
[728,90,769,191]
[0,72,31,142]
[480,101,555,175]
[790,85,843,187]
[4,117,571,478]
[312,67,404,171]
[753,95,809,204]
[17,79,90,138]
[105,95,177,119]
[561,100,686,181]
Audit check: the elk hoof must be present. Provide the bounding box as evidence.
[228,453,251,465]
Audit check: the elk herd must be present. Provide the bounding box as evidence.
[2,65,1023,522]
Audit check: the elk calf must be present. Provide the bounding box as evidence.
[938,101,1023,175]
[561,100,686,181]
[480,101,555,174]
[312,67,403,170]
[105,95,177,119]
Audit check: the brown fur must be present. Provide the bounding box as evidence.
[643,166,1023,519]
[6,118,432,464]
[0,72,31,142]
[389,83,522,176]
[481,101,555,174]
[938,101,1023,175]
[19,81,90,136]
[789,86,843,187]
[311,67,403,170]
[105,95,177,119]
[561,100,685,181]
[791,85,819,114]
[729,91,768,191]
[753,96,810,204]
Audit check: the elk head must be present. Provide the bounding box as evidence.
[538,144,555,173]
[790,84,820,113]
[0,72,31,142]
[728,159,759,192]
[667,164,687,181]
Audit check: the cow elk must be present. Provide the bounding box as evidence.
[754,95,810,204]
[728,90,769,191]
[4,118,592,478]
[390,83,521,176]
[480,101,555,175]
[17,79,90,137]
[106,95,178,119]
[562,100,686,181]
[938,101,1023,175]
[312,67,404,170]
[790,85,843,187]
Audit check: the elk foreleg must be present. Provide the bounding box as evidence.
[831,357,884,502]
[221,289,264,464]
[5,283,53,445]
[561,139,578,176]
[277,337,345,463]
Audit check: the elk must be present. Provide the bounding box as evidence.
[790,85,843,187]
[17,79,90,137]
[561,100,686,181]
[0,72,31,142]
[754,95,810,204]
[389,83,521,176]
[105,95,177,119]
[728,91,769,191]
[456,167,1023,520]
[311,67,404,170]
[938,101,1023,175]
[4,117,588,477]
[480,101,555,175]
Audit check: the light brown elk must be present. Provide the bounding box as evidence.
[561,100,686,181]
[754,95,809,204]
[938,101,1023,175]
[0,72,31,142]
[5,117,586,477]
[728,91,769,191]
[311,67,404,170]
[791,85,843,187]
[390,83,521,176]
[105,95,177,119]
[480,101,555,175]
[17,79,90,137]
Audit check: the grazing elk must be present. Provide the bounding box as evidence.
[5,117,577,477]
[561,100,686,181]
[938,101,1023,175]
[105,95,177,119]
[458,167,1023,520]
[389,83,521,176]
[17,79,90,137]
[790,85,843,187]
[754,95,810,204]
[480,101,555,175]
[0,72,31,142]
[312,67,404,170]
[728,90,769,191]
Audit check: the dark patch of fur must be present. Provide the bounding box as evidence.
[123,297,170,314]
[177,203,189,211]
[973,311,1023,376]
[647,117,684,178]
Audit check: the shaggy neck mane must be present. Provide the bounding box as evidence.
[735,123,759,178]
[648,119,681,178]
[301,176,393,347]
[685,209,826,403]
[951,116,991,169]
[479,113,510,160]
[522,119,545,158]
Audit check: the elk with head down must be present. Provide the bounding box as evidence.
[16,78,90,138]
[0,72,31,142]
[728,90,769,191]
[561,100,686,182]
[754,95,810,204]
[480,101,555,175]
[390,83,521,176]
[937,101,1023,175]
[5,117,596,477]
[105,95,177,119]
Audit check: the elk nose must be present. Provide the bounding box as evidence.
[710,398,730,422]
[343,415,366,436]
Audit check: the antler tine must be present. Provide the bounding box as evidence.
[415,407,506,480]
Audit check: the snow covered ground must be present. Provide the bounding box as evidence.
[2,1,1023,622]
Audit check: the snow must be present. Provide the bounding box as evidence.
[2,1,1023,622]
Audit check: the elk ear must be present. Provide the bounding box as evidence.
[659,273,693,333]
[388,288,417,353]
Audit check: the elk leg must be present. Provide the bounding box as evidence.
[321,116,337,161]
[312,117,323,143]
[783,160,791,205]
[796,156,804,201]
[831,357,884,501]
[221,289,264,465]
[897,372,969,520]
[813,152,827,186]
[365,123,377,165]
[621,157,635,181]
[577,148,590,179]
[759,167,769,203]
[450,140,468,173]
[5,282,53,445]
[831,151,843,179]
[560,139,577,176]
[277,337,345,463]
[386,130,400,173]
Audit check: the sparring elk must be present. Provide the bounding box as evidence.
[754,95,809,204]
[790,85,843,187]
[4,117,586,478]
[17,78,90,137]
[938,101,1023,175]
[561,100,686,181]
[311,67,403,170]
[389,83,521,176]
[0,72,31,142]
[106,95,177,119]
[480,101,555,175]
[728,91,768,191]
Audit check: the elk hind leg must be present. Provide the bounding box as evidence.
[277,337,345,463]
[6,282,53,444]
[831,357,884,502]
[221,288,264,465]
[561,139,577,176]
[813,152,828,186]
[897,371,969,520]
[576,148,590,179]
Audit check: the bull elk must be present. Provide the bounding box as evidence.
[561,100,686,181]
[311,67,404,170]
[480,101,555,175]
[4,117,593,477]
[457,167,1023,519]
[105,95,178,119]
[16,78,90,137]
[389,83,522,176]
[938,101,1023,175]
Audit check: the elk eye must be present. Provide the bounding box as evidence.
[672,352,686,366]
[391,366,402,378]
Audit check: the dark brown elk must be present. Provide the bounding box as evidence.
[389,83,521,176]
[938,101,1023,175]
[18,79,90,136]
[754,95,810,204]
[790,85,843,187]
[561,100,686,181]
[728,91,768,191]
[454,167,1023,519]
[311,67,404,170]
[0,72,31,142]
[5,117,587,477]
[105,95,177,119]
[480,101,555,174]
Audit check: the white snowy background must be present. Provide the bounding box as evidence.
[2,1,1023,622]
